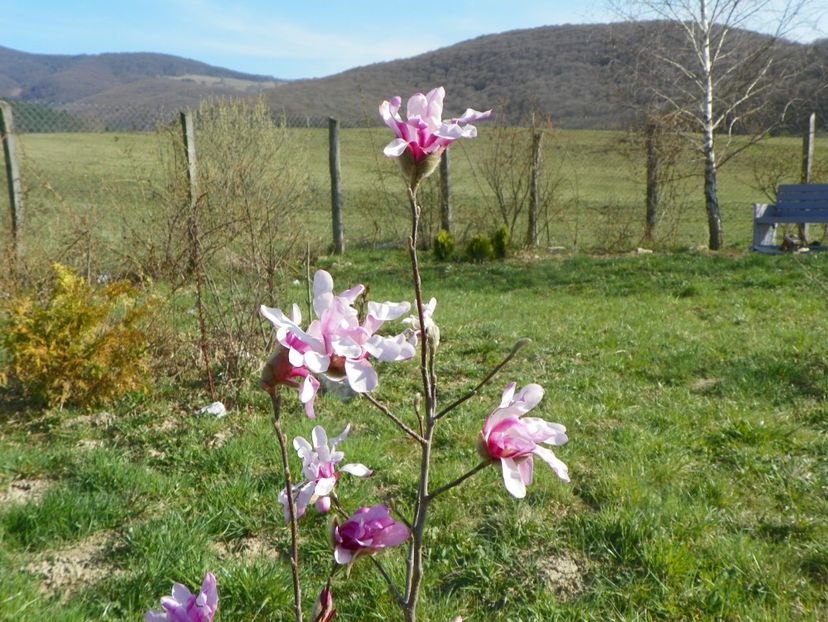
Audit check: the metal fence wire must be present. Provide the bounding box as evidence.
[6,100,352,133]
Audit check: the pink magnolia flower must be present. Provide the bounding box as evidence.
[279,424,371,521]
[261,271,414,415]
[380,86,491,163]
[259,304,321,418]
[332,504,410,565]
[479,383,570,498]
[402,297,439,349]
[144,572,218,622]
[311,586,336,622]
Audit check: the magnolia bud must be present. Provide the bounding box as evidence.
[397,149,443,190]
[426,322,441,353]
[476,432,495,463]
[311,586,336,622]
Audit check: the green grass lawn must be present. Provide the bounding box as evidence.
[1,249,826,620]
[6,128,826,271]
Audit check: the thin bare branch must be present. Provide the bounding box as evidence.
[363,393,427,445]
[435,338,531,420]
[427,461,491,501]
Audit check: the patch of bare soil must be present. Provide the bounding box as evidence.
[151,417,179,433]
[0,478,51,506]
[212,535,281,562]
[691,377,721,394]
[207,429,233,449]
[534,552,586,601]
[63,411,113,429]
[24,534,116,598]
[75,438,104,451]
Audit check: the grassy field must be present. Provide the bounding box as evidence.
[1,249,827,620]
[4,127,826,273]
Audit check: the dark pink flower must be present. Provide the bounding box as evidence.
[480,383,569,498]
[144,572,217,622]
[380,87,491,163]
[261,270,413,417]
[332,504,410,565]
[278,424,371,522]
[311,586,336,622]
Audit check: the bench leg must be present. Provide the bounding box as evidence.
[798,223,809,244]
[752,203,777,252]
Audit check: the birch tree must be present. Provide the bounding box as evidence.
[618,0,807,249]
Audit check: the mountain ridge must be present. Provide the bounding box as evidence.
[2,22,825,130]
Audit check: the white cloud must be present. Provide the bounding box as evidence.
[167,0,443,75]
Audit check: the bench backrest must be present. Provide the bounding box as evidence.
[776,184,828,214]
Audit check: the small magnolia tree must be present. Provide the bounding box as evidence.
[145,87,572,622]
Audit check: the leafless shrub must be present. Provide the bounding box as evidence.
[472,109,562,245]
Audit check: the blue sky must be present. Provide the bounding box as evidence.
[2,1,826,79]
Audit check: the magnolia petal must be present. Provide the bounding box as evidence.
[338,284,366,303]
[312,426,329,452]
[406,92,428,121]
[533,446,571,483]
[299,375,320,405]
[423,86,445,131]
[303,398,317,420]
[354,503,388,522]
[295,481,317,517]
[517,455,534,486]
[376,521,410,548]
[288,346,305,368]
[304,350,331,374]
[334,545,353,565]
[143,612,167,622]
[332,335,363,359]
[452,107,492,124]
[329,424,351,447]
[315,477,336,497]
[367,300,411,322]
[500,457,527,498]
[290,303,302,325]
[433,122,468,141]
[522,417,568,445]
[500,383,517,408]
[293,435,313,456]
[365,334,415,362]
[315,496,332,513]
[513,383,544,413]
[344,358,378,393]
[483,409,520,438]
[313,270,335,317]
[340,463,372,477]
[200,573,218,611]
[169,583,192,605]
[379,97,403,132]
[260,304,289,328]
[384,138,409,157]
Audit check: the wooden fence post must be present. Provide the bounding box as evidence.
[527,130,543,247]
[329,117,344,255]
[180,109,216,400]
[439,150,451,233]
[0,101,24,263]
[645,120,659,242]
[798,112,816,242]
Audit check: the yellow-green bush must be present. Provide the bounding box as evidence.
[0,264,155,408]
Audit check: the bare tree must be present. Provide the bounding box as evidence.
[616,0,809,249]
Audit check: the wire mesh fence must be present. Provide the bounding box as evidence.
[1,95,810,287]
[4,99,359,133]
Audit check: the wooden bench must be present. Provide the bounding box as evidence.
[752,184,828,252]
